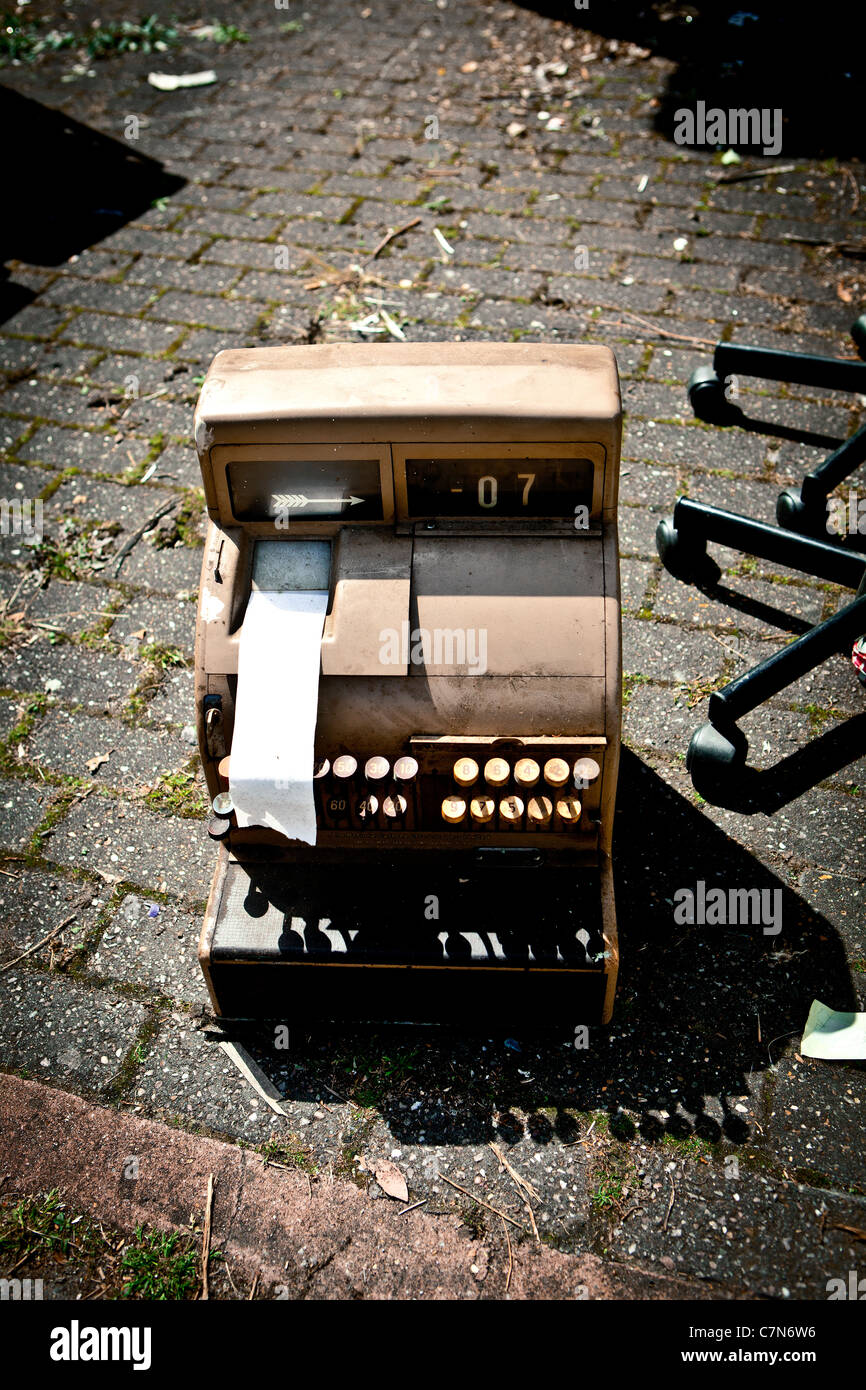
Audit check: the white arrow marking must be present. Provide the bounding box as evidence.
[271,493,364,511]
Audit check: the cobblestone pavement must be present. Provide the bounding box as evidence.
[0,1,863,1299]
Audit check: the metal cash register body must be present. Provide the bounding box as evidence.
[193,343,623,1024]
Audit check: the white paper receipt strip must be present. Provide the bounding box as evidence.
[230,589,328,845]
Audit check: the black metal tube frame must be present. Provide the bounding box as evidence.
[671,497,866,588]
[714,341,866,395]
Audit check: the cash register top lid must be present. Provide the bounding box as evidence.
[194,342,620,444]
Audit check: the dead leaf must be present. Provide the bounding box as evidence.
[86,752,111,773]
[372,1159,408,1201]
[837,283,853,303]
[131,628,147,640]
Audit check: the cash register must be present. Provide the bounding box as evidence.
[193,343,623,1024]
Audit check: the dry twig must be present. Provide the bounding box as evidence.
[0,913,76,975]
[439,1174,527,1233]
[501,1214,513,1294]
[201,1174,215,1301]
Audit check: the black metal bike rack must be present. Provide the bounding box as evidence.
[688,314,866,538]
[655,315,866,811]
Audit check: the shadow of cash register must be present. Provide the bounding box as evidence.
[193,344,623,1025]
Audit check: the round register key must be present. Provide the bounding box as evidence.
[470,795,495,824]
[453,757,479,788]
[383,793,408,820]
[484,757,510,788]
[527,795,553,827]
[543,757,570,788]
[514,758,540,789]
[365,756,390,784]
[441,794,467,825]
[573,756,601,786]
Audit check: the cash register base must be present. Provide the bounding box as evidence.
[200,847,618,1025]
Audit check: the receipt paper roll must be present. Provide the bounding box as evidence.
[229,589,328,845]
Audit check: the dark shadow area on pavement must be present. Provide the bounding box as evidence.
[216,749,856,1154]
[0,86,185,324]
[517,1,859,160]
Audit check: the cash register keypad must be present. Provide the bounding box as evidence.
[310,750,601,833]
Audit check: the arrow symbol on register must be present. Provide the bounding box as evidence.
[272,493,364,511]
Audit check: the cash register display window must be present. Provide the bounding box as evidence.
[227,459,383,522]
[404,457,595,518]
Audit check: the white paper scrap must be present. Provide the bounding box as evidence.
[801,999,866,1060]
[229,589,328,846]
[147,70,217,91]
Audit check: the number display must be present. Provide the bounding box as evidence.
[405,457,594,518]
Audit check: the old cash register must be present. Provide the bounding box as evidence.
[193,343,622,1024]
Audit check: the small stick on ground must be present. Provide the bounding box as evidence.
[714,164,795,185]
[663,1172,676,1233]
[489,1141,539,1202]
[525,1200,540,1242]
[439,1174,527,1233]
[501,1214,513,1294]
[0,913,76,975]
[366,217,421,262]
[398,1197,428,1217]
[248,1269,260,1300]
[707,630,749,663]
[594,312,717,348]
[112,497,179,577]
[201,1173,215,1301]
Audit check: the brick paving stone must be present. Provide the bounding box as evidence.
[45,795,212,901]
[146,668,196,727]
[16,426,148,476]
[0,868,102,957]
[0,637,138,709]
[767,1058,866,1192]
[0,778,52,851]
[44,475,178,536]
[623,682,706,756]
[0,380,108,429]
[109,594,196,654]
[619,557,655,613]
[603,1154,866,1299]
[25,709,192,791]
[0,574,119,638]
[128,259,242,295]
[82,355,190,397]
[41,279,156,316]
[623,616,730,686]
[702,786,865,878]
[116,538,203,592]
[59,313,183,355]
[619,504,665,557]
[145,443,201,490]
[120,396,194,443]
[88,893,206,1006]
[147,292,264,333]
[619,461,683,508]
[0,972,147,1097]
[0,460,55,503]
[796,869,866,958]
